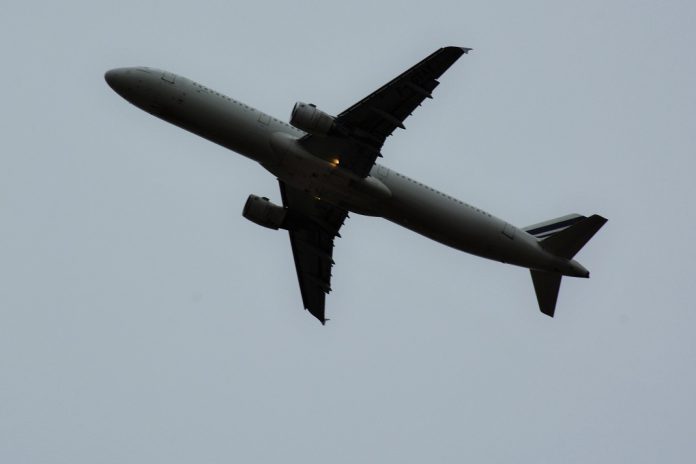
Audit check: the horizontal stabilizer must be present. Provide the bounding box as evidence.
[540,214,608,260]
[530,270,562,317]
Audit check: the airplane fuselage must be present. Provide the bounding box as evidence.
[105,67,588,278]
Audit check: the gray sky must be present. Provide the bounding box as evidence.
[2,0,695,462]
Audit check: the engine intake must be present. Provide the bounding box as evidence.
[290,102,336,135]
[242,195,287,230]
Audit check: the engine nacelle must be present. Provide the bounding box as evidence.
[242,195,287,230]
[290,102,336,135]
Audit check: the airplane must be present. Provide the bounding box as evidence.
[105,46,607,324]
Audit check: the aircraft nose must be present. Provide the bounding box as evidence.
[104,68,128,93]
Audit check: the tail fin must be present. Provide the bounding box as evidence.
[539,214,608,259]
[530,214,607,317]
[523,213,586,239]
[530,270,562,317]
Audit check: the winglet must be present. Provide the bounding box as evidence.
[445,46,473,54]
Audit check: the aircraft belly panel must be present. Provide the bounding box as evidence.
[378,173,494,254]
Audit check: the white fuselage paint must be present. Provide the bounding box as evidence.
[105,67,588,277]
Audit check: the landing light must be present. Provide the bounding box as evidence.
[330,157,340,167]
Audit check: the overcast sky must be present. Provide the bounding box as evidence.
[2,1,695,462]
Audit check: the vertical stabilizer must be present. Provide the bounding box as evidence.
[540,214,608,259]
[530,270,562,317]
[530,214,606,316]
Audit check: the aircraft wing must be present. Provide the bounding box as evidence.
[279,180,348,324]
[300,46,470,177]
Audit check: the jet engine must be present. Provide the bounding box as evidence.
[290,102,336,135]
[242,195,287,230]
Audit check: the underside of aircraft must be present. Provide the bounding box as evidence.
[105,46,607,324]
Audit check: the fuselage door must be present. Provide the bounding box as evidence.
[161,71,176,84]
[375,164,389,179]
[258,113,271,125]
[502,222,516,240]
